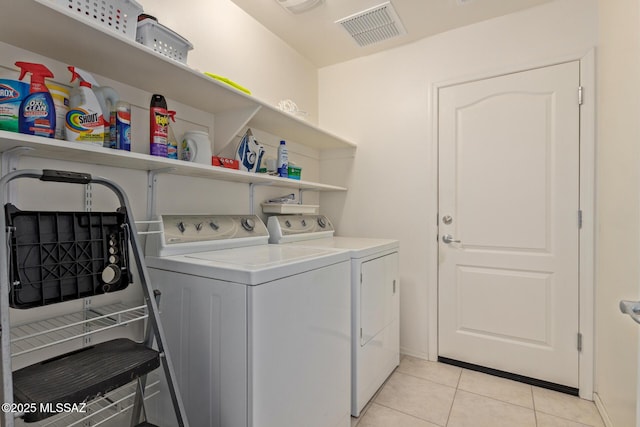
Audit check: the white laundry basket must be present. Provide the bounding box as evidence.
[53,0,143,40]
[136,19,193,64]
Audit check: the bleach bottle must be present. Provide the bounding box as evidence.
[65,67,105,145]
[67,67,119,146]
[15,61,56,138]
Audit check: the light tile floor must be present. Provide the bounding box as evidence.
[351,356,604,427]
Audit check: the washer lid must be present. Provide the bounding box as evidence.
[146,244,350,285]
[285,236,399,258]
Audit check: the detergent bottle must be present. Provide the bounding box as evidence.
[15,61,56,138]
[65,67,105,145]
[67,67,119,146]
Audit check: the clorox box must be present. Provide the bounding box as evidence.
[0,79,29,133]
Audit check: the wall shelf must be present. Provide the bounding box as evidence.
[0,131,347,192]
[0,0,357,152]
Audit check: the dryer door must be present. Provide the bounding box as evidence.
[360,252,399,345]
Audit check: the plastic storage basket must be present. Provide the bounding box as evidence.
[53,0,143,40]
[136,19,193,64]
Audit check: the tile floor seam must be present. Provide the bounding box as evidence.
[444,388,460,426]
[535,409,598,427]
[371,401,448,427]
[531,386,539,426]
[395,369,461,390]
[455,387,537,411]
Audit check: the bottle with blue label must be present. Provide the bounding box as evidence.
[277,140,288,178]
[15,62,56,138]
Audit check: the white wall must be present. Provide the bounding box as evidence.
[318,0,597,359]
[594,0,640,425]
[136,0,320,124]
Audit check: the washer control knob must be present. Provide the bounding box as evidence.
[301,219,307,227]
[195,222,203,232]
[285,220,291,228]
[209,221,219,231]
[317,217,327,228]
[241,217,255,232]
[177,221,186,233]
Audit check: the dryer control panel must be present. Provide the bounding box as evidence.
[267,215,335,244]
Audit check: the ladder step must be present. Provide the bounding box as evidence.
[13,338,160,423]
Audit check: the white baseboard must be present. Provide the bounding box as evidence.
[594,392,614,427]
[399,347,430,361]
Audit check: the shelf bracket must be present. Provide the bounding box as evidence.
[0,147,34,204]
[249,182,274,215]
[147,168,176,220]
[298,188,319,205]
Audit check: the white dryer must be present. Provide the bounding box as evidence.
[145,214,351,427]
[267,215,399,417]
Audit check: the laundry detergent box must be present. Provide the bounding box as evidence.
[0,79,29,133]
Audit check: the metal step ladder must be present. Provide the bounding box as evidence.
[0,169,189,427]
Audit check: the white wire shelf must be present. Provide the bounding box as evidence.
[10,303,148,357]
[33,377,161,427]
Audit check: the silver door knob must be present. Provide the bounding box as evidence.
[620,300,640,324]
[442,234,461,244]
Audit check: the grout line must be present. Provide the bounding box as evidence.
[372,401,447,427]
[444,387,458,427]
[532,386,538,426]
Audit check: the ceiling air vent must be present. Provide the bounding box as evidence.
[335,1,407,47]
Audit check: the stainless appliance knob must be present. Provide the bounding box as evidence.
[285,220,291,228]
[177,221,186,233]
[209,221,219,231]
[301,219,307,227]
[241,217,256,231]
[195,222,203,232]
[317,217,326,228]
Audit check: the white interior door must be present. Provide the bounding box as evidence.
[438,61,580,388]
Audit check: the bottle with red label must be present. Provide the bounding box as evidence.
[150,94,168,157]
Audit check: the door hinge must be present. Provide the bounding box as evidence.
[578,210,583,229]
[578,86,584,105]
[577,332,583,352]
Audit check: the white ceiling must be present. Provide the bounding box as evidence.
[230,0,557,67]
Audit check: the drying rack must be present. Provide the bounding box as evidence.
[0,169,189,427]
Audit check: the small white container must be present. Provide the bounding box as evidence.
[261,204,319,215]
[136,19,193,64]
[53,0,143,40]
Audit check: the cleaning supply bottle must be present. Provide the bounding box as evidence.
[277,140,288,178]
[15,61,56,138]
[65,67,105,145]
[66,67,119,146]
[166,110,178,159]
[150,94,169,157]
[115,101,131,151]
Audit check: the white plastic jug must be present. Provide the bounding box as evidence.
[180,130,212,165]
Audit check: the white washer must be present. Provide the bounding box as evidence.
[267,215,399,417]
[145,214,351,427]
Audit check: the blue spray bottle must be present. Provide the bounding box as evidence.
[15,61,56,138]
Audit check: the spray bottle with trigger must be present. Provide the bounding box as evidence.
[65,67,106,145]
[67,66,119,147]
[15,61,56,138]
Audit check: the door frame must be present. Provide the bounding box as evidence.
[427,49,595,400]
